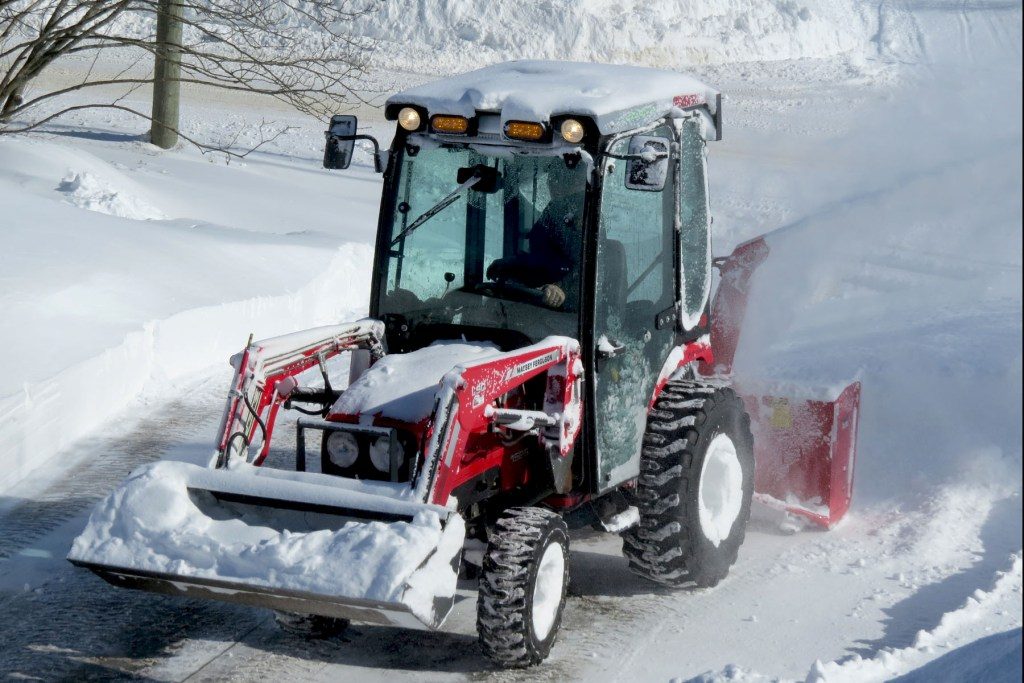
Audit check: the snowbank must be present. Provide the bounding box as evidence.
[807,554,1023,682]
[0,132,381,492]
[356,0,876,74]
[686,554,1022,682]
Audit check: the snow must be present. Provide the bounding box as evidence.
[0,124,381,491]
[600,505,640,533]
[57,171,166,220]
[388,60,719,135]
[68,460,465,625]
[804,553,1024,683]
[357,1,876,74]
[330,340,501,424]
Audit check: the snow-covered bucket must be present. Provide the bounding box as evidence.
[68,461,465,629]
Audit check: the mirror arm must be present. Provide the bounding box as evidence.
[328,133,387,173]
[599,151,670,161]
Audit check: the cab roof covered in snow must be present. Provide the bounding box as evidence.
[385,60,721,139]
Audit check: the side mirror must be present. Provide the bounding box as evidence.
[323,114,357,170]
[624,135,670,192]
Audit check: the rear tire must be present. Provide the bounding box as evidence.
[623,380,754,588]
[273,611,350,639]
[477,507,569,668]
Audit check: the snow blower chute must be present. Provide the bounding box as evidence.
[69,61,861,667]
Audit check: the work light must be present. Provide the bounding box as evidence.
[560,118,585,143]
[397,107,421,131]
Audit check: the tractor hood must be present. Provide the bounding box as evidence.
[327,340,502,425]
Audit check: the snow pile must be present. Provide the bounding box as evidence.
[805,554,1022,682]
[0,132,382,492]
[332,340,500,423]
[68,460,464,624]
[893,628,1022,683]
[356,0,876,74]
[57,171,165,220]
[686,552,1022,682]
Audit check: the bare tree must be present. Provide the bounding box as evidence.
[0,0,380,151]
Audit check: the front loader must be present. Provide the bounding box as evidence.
[69,60,860,667]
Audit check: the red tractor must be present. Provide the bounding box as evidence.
[70,61,860,668]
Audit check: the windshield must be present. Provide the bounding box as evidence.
[376,139,588,347]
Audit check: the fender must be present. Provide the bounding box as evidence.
[418,337,583,506]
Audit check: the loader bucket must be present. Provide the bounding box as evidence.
[68,461,465,629]
[739,381,861,528]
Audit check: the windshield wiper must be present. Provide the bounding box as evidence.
[390,171,482,247]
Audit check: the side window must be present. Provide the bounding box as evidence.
[678,117,711,327]
[598,125,674,322]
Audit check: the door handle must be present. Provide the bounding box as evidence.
[596,335,625,360]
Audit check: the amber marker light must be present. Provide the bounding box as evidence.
[504,120,546,141]
[560,118,585,143]
[431,115,470,134]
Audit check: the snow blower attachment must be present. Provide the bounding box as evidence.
[70,61,861,667]
[708,236,861,528]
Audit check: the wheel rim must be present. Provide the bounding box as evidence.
[698,433,743,547]
[531,539,565,641]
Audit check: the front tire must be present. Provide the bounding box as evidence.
[477,507,569,668]
[623,381,754,588]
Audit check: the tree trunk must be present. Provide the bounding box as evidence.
[1,85,25,123]
[150,0,183,149]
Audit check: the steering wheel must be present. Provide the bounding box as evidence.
[469,280,549,306]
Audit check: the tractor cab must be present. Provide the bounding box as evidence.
[324,61,727,491]
[329,62,722,359]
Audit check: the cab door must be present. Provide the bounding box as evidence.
[591,123,679,491]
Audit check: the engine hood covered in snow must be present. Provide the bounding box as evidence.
[386,60,720,137]
[328,340,501,425]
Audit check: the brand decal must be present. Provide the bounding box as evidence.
[673,93,706,108]
[503,350,560,382]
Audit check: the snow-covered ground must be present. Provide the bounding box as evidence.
[1,0,1020,680]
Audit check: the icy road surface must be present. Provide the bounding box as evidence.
[1,1,1021,680]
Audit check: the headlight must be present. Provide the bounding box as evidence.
[325,431,359,469]
[560,118,585,143]
[369,436,405,473]
[397,107,421,131]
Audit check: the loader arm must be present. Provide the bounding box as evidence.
[419,337,584,505]
[213,319,386,468]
